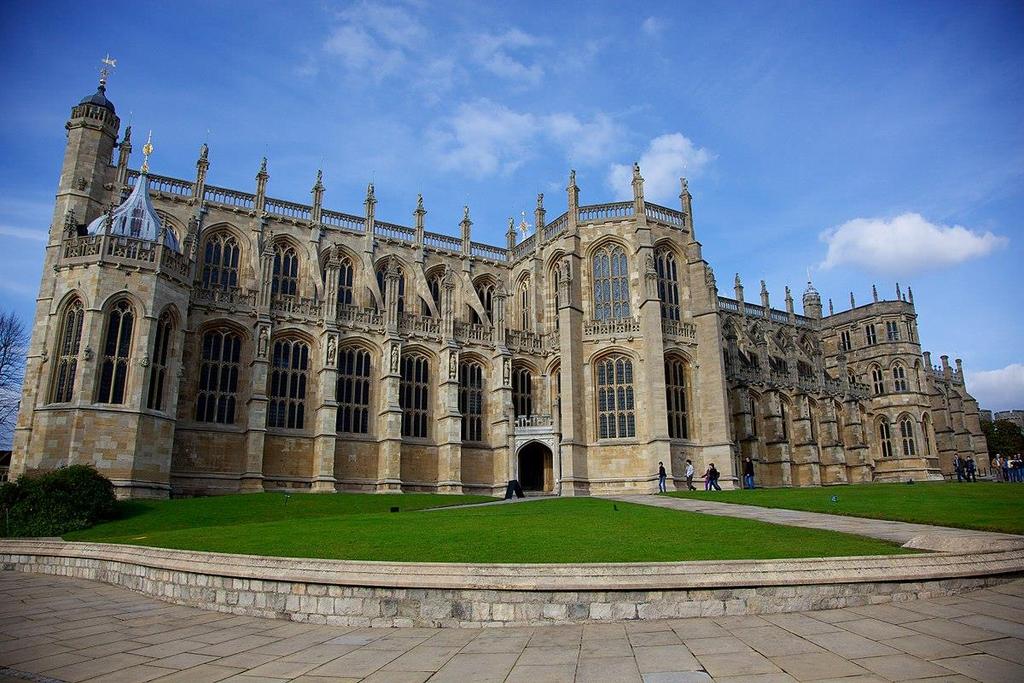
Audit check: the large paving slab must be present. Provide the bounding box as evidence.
[612,494,1024,552]
[2,572,1024,681]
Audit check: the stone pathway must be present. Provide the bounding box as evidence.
[2,572,1024,682]
[612,495,1024,552]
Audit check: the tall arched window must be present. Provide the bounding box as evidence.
[400,354,429,438]
[552,267,560,330]
[471,280,494,324]
[425,272,442,317]
[202,233,239,290]
[268,338,309,429]
[376,265,405,314]
[272,245,299,297]
[780,399,791,441]
[195,329,241,424]
[921,413,933,455]
[146,312,173,411]
[336,347,371,434]
[459,360,485,442]
[871,365,884,395]
[655,249,681,321]
[337,257,354,306]
[593,244,630,320]
[665,357,689,439]
[512,366,533,418]
[519,278,531,330]
[96,300,134,404]
[899,416,917,456]
[50,299,84,403]
[596,354,635,439]
[892,363,908,393]
[878,418,894,457]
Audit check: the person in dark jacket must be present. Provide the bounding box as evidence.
[743,457,755,489]
[657,461,667,493]
[705,463,722,491]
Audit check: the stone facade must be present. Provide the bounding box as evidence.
[11,81,987,498]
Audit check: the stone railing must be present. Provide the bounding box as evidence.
[717,297,815,329]
[454,321,491,343]
[506,329,544,354]
[729,365,872,399]
[514,414,554,429]
[424,231,462,253]
[193,286,258,308]
[544,331,560,351]
[203,185,256,210]
[661,319,697,342]
[583,316,641,338]
[471,241,508,262]
[337,304,384,329]
[578,201,633,222]
[160,248,192,279]
[511,234,535,259]
[62,234,102,259]
[321,209,365,233]
[140,171,193,198]
[543,212,569,240]
[265,197,312,221]
[272,294,323,317]
[645,203,685,227]
[107,235,157,263]
[375,221,415,243]
[398,312,441,338]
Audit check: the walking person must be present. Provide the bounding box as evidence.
[953,454,964,482]
[966,456,977,483]
[993,454,1004,482]
[1000,454,1010,483]
[706,463,722,491]
[684,459,696,491]
[742,456,755,489]
[657,461,667,493]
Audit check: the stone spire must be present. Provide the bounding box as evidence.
[907,286,914,305]
[414,193,425,247]
[255,157,269,212]
[631,162,645,214]
[760,280,770,311]
[896,282,903,301]
[311,169,324,223]
[734,273,744,303]
[193,141,209,201]
[460,205,472,256]
[850,292,856,308]
[872,284,878,302]
[506,216,517,251]
[785,286,794,315]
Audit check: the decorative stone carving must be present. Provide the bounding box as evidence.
[140,354,150,368]
[503,358,511,387]
[390,343,399,373]
[448,350,458,379]
[257,326,269,358]
[326,335,337,368]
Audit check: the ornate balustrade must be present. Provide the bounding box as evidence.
[717,297,739,312]
[583,316,641,339]
[321,209,365,233]
[398,312,441,338]
[107,235,157,263]
[374,221,415,243]
[272,294,323,317]
[141,172,193,197]
[543,331,560,351]
[337,304,384,330]
[62,235,102,259]
[544,212,569,240]
[514,414,554,429]
[511,235,535,259]
[661,319,697,342]
[729,364,871,399]
[454,321,491,343]
[423,231,462,253]
[265,197,311,221]
[471,241,508,262]
[203,185,256,210]
[506,329,543,353]
[160,248,191,279]
[193,286,258,308]
[717,297,815,329]
[645,203,685,226]
[578,201,633,222]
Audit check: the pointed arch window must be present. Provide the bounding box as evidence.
[376,265,405,314]
[899,416,917,456]
[268,338,309,429]
[596,354,635,439]
[425,272,442,317]
[459,360,486,442]
[892,362,908,393]
[272,245,299,297]
[337,257,354,306]
[400,354,429,438]
[471,281,494,324]
[195,329,241,424]
[96,300,134,404]
[665,357,690,439]
[593,244,630,320]
[552,267,560,330]
[336,347,371,434]
[49,299,84,403]
[519,278,531,330]
[879,418,894,457]
[871,365,884,395]
[146,312,173,411]
[512,366,533,418]
[655,249,681,321]
[201,233,239,290]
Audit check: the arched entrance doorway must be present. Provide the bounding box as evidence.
[517,442,553,493]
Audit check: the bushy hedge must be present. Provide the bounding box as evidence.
[0,465,116,537]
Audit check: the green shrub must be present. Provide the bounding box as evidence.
[0,465,116,537]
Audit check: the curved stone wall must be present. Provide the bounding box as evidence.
[2,540,1021,627]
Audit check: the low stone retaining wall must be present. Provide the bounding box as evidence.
[2,540,1022,627]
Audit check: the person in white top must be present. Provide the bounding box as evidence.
[684,459,696,491]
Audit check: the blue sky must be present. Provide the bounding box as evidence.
[1,0,1022,411]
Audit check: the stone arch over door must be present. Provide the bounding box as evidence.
[516,440,554,493]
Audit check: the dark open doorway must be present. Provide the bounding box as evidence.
[518,442,553,492]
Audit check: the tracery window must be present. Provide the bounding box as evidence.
[921,414,933,455]
[267,338,309,429]
[376,265,405,314]
[519,278,531,330]
[664,357,689,439]
[337,257,354,306]
[459,360,485,442]
[195,329,241,424]
[839,330,851,351]
[49,299,84,403]
[146,312,173,411]
[593,244,630,320]
[780,400,790,441]
[272,245,299,297]
[471,281,494,324]
[886,320,900,341]
[655,249,681,321]
[336,347,371,434]
[425,272,442,317]
[400,354,429,438]
[201,233,239,290]
[96,300,133,404]
[871,365,884,395]
[552,267,560,330]
[512,366,533,418]
[596,354,635,439]
[892,363,908,393]
[899,416,916,456]
[879,418,894,457]
[865,324,877,346]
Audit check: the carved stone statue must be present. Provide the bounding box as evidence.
[326,336,336,367]
[558,256,572,284]
[448,351,458,379]
[257,326,269,358]
[390,343,399,373]
[503,358,511,387]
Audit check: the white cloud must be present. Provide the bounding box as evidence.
[819,213,1007,274]
[641,16,666,37]
[471,29,545,85]
[321,2,427,82]
[429,100,625,176]
[0,225,47,242]
[966,363,1024,413]
[607,133,714,203]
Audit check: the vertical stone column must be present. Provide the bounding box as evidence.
[843,398,871,483]
[376,339,403,492]
[241,321,271,492]
[556,254,587,495]
[312,331,338,493]
[790,394,822,486]
[762,390,793,487]
[254,158,268,214]
[384,256,401,332]
[436,346,463,493]
[818,399,848,484]
[323,248,340,321]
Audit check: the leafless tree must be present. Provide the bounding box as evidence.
[0,309,28,445]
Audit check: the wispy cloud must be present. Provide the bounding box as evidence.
[0,225,47,242]
[470,29,545,85]
[966,363,1024,412]
[608,133,714,203]
[641,16,667,37]
[819,213,1007,274]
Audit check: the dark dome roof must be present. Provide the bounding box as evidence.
[79,85,115,113]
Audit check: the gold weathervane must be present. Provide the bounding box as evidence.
[141,131,154,174]
[99,54,117,85]
[518,211,531,238]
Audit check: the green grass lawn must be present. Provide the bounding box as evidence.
[64,493,912,562]
[669,482,1024,534]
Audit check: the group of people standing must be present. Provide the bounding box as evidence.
[656,459,735,493]
[992,454,1024,482]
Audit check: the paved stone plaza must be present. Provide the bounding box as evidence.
[1,572,1023,683]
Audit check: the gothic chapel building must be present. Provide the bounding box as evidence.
[11,79,988,498]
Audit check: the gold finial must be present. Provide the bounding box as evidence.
[99,54,117,87]
[141,130,154,174]
[518,210,531,237]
